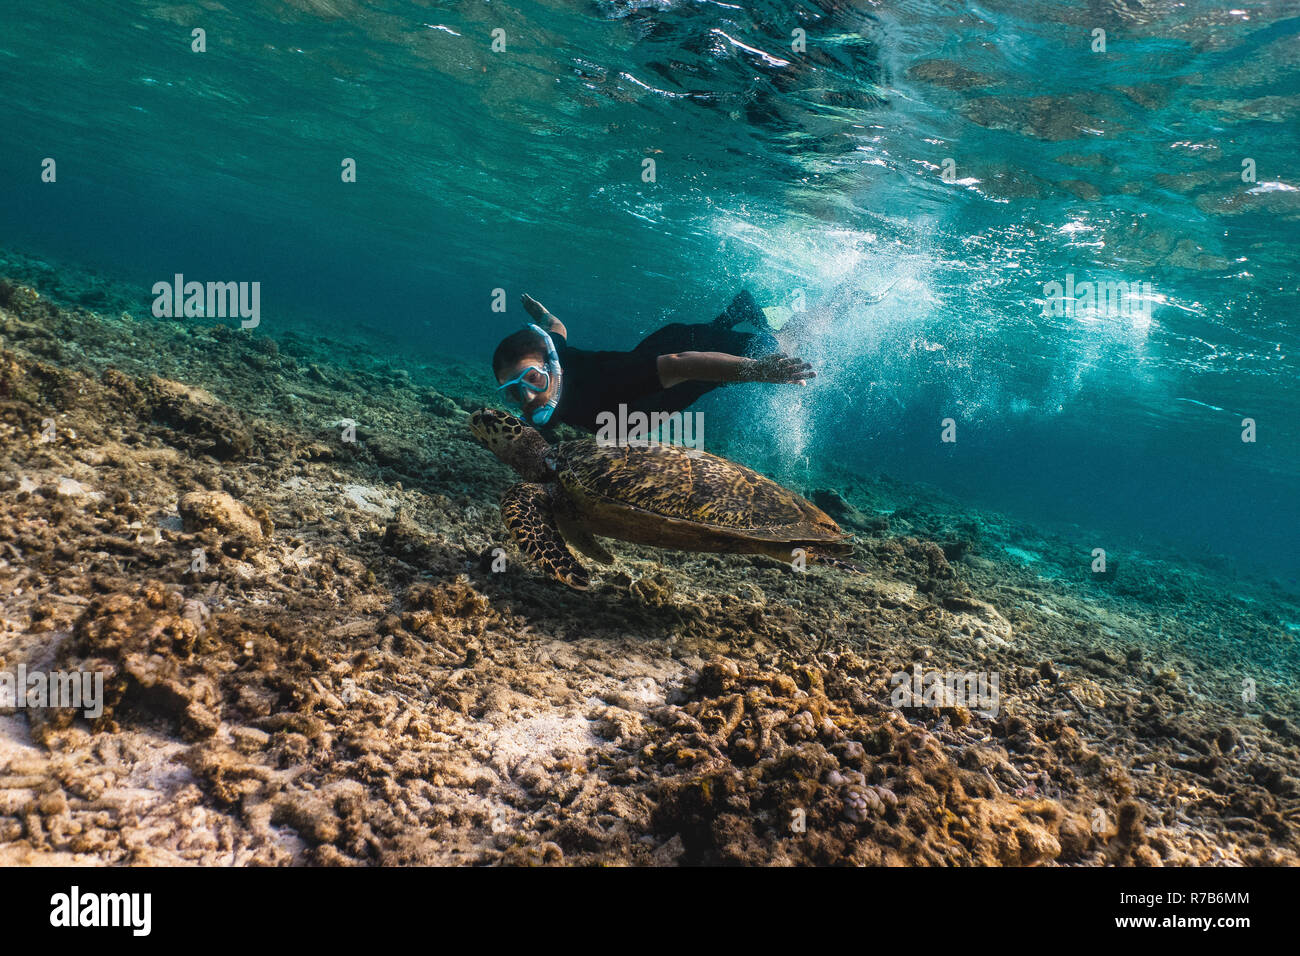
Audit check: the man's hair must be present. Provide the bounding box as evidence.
[492,328,547,377]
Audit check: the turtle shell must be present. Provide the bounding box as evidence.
[555,440,846,543]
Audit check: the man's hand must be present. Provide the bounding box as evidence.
[737,353,816,385]
[521,293,567,340]
[520,293,549,322]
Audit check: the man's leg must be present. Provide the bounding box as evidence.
[711,290,765,330]
[628,324,721,413]
[632,321,777,362]
[632,379,719,416]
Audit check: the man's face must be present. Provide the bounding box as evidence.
[496,354,553,419]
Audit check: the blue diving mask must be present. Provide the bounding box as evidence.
[496,322,562,427]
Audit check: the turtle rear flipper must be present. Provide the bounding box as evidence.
[501,483,590,589]
[553,493,616,565]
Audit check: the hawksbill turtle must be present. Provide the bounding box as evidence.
[468,408,862,589]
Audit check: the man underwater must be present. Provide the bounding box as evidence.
[491,291,814,433]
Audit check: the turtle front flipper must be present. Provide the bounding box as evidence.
[500,483,590,589]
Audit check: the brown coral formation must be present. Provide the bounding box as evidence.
[639,655,1088,865]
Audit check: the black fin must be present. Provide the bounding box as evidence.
[712,289,763,330]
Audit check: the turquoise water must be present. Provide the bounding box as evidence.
[2,0,1297,580]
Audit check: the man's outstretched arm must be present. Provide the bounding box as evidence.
[657,351,815,389]
[521,293,567,341]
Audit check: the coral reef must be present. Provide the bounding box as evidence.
[1,254,1297,865]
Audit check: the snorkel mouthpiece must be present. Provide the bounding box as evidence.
[523,322,562,427]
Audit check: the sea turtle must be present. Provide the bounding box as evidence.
[468,408,862,589]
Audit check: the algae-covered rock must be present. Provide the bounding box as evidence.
[179,490,271,554]
[145,375,252,460]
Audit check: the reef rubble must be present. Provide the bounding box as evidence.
[1,255,1297,866]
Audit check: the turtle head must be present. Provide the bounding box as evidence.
[468,408,555,482]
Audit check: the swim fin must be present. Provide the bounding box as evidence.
[712,290,764,330]
[752,280,897,332]
[760,305,793,331]
[860,278,899,306]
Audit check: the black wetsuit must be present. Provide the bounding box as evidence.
[548,292,778,434]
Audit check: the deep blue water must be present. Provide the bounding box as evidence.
[2,0,1297,581]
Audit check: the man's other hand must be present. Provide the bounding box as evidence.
[739,353,816,385]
